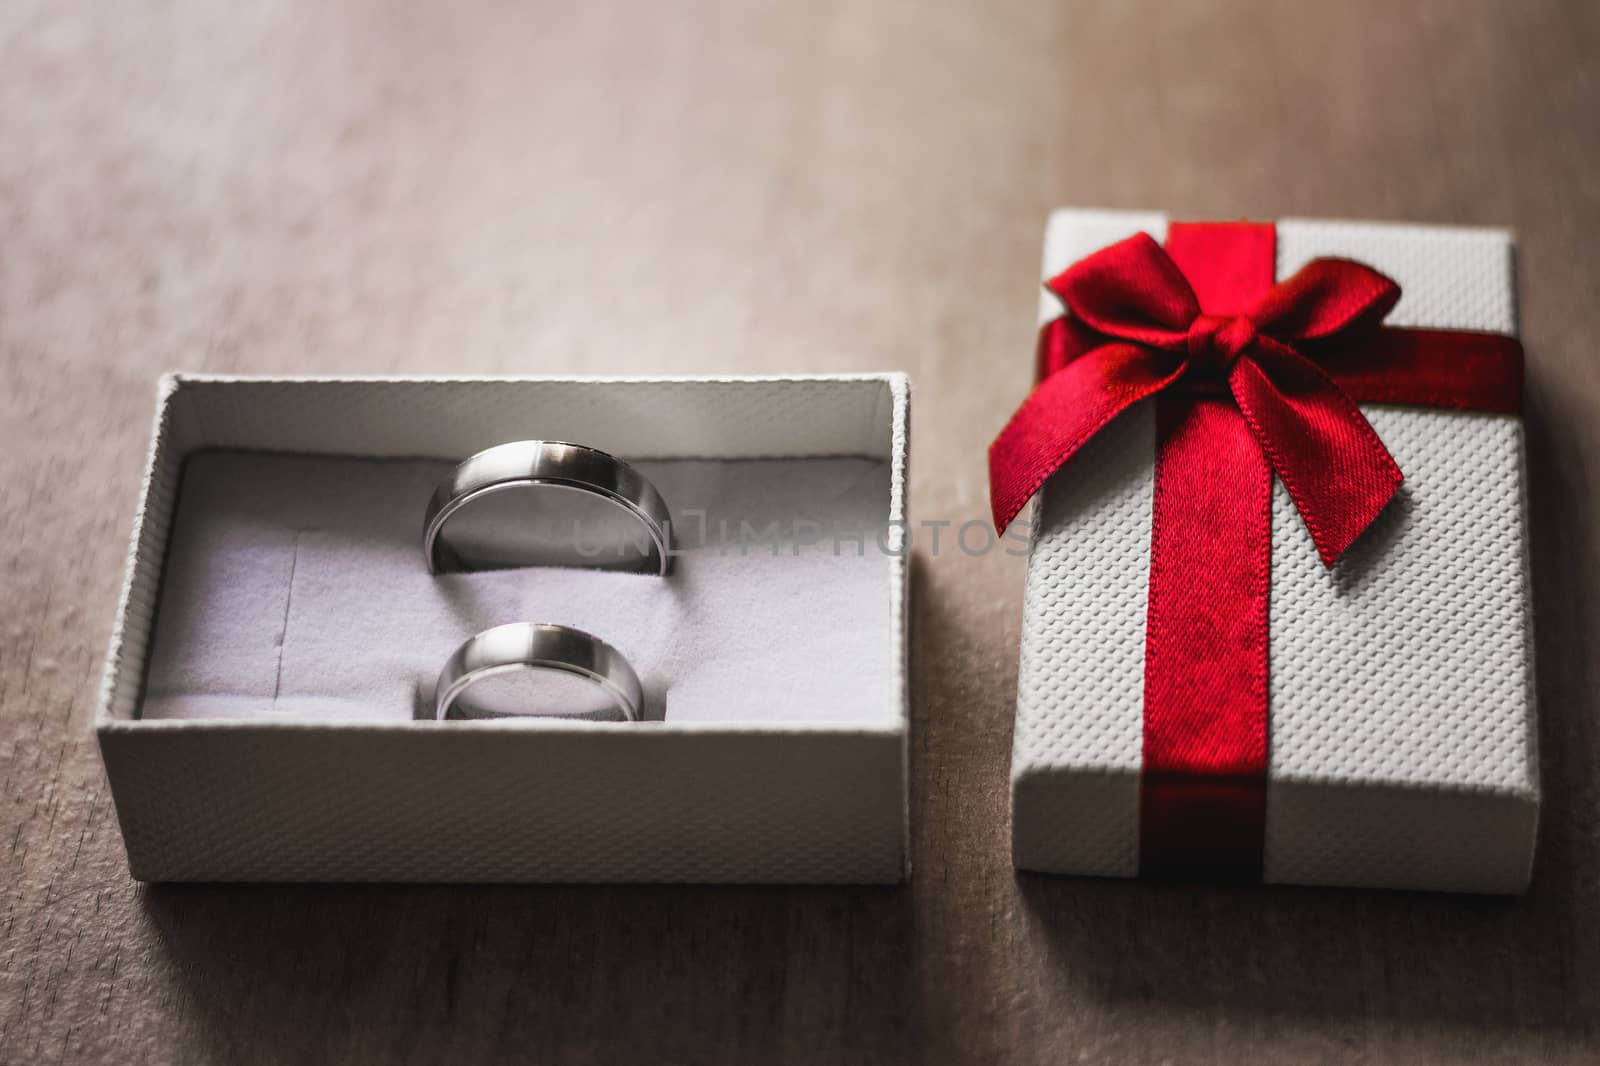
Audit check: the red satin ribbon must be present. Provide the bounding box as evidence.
[990,220,1523,881]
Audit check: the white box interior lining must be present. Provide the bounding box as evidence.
[102,376,908,729]
[143,450,895,723]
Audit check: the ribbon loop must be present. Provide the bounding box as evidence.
[1249,258,1400,342]
[1047,232,1199,350]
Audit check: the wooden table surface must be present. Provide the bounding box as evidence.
[4,1,1598,1062]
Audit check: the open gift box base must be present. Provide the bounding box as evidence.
[96,374,910,883]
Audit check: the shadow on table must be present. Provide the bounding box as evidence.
[1015,381,1600,1040]
[141,880,914,1064]
[1015,863,1592,1035]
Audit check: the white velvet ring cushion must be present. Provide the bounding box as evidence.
[142,449,897,726]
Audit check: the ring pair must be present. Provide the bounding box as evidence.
[425,440,669,722]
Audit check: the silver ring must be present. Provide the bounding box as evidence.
[434,622,644,721]
[423,440,674,576]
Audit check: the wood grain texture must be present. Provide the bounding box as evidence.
[2,0,1598,1062]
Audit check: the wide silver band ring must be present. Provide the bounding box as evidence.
[434,622,644,721]
[423,440,674,576]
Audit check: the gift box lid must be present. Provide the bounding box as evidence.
[1007,211,1538,894]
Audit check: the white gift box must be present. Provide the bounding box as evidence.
[97,374,909,882]
[1010,210,1539,893]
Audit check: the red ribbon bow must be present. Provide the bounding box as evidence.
[989,220,1523,881]
[995,231,1417,565]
